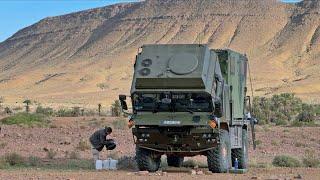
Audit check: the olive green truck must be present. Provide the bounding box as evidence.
[119,44,255,173]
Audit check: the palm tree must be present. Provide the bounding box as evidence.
[23,99,31,113]
[98,104,102,116]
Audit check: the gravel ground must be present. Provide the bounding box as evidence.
[0,168,319,180]
[0,117,319,179]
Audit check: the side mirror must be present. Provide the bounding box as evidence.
[119,95,128,110]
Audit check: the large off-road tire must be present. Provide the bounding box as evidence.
[136,146,160,172]
[231,129,248,169]
[167,155,184,167]
[207,129,231,173]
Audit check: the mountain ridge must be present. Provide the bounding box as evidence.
[0,0,319,106]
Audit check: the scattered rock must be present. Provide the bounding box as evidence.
[196,170,204,175]
[137,171,149,176]
[204,171,213,175]
[59,141,71,145]
[294,174,302,179]
[190,170,196,175]
[251,176,261,180]
[155,170,163,176]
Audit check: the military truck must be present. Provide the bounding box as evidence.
[119,44,254,173]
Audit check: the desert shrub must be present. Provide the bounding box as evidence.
[97,83,109,90]
[283,129,289,133]
[299,103,316,121]
[77,140,90,151]
[36,106,54,116]
[303,150,320,168]
[294,142,306,148]
[46,149,57,159]
[297,111,314,122]
[69,151,80,159]
[72,107,80,117]
[271,140,279,146]
[49,124,58,128]
[84,109,96,116]
[248,158,271,168]
[0,96,4,105]
[1,113,49,127]
[274,118,287,126]
[255,140,262,146]
[290,120,304,127]
[272,155,301,167]
[56,109,72,117]
[65,159,93,170]
[314,104,320,115]
[4,107,12,114]
[0,158,8,169]
[0,142,7,149]
[4,153,25,166]
[111,100,121,117]
[253,97,271,124]
[291,120,316,127]
[56,107,80,117]
[252,93,320,126]
[28,156,40,166]
[117,156,138,170]
[112,118,127,130]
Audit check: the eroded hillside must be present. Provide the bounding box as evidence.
[0,0,319,106]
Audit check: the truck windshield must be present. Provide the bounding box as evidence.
[132,92,212,112]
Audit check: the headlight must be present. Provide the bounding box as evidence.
[141,134,150,138]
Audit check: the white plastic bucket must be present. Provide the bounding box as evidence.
[103,158,118,170]
[95,160,103,170]
[103,159,110,169]
[109,159,118,170]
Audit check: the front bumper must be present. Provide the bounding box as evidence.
[132,126,219,154]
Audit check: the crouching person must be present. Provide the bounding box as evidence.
[89,126,116,162]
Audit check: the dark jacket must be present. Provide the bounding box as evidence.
[89,128,109,150]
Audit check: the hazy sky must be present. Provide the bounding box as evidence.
[0,0,303,43]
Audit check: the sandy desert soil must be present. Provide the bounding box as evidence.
[0,116,319,179]
[0,168,320,180]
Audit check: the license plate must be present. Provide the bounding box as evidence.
[162,120,181,125]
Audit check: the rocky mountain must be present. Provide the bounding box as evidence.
[0,0,319,106]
